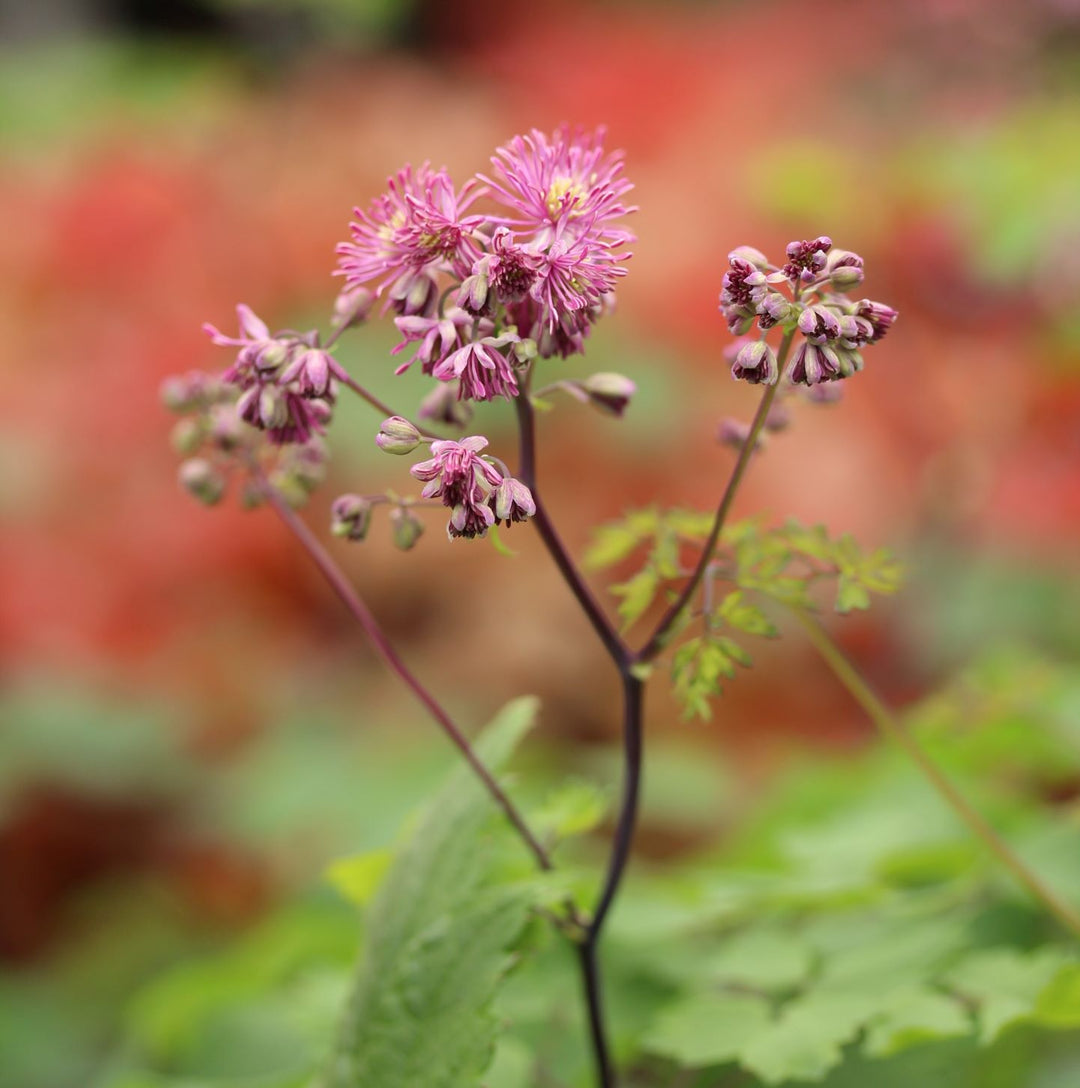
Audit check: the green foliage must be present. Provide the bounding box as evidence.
[588,509,904,717]
[320,697,541,1088]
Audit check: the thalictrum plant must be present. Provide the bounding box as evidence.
[164,124,1079,1088]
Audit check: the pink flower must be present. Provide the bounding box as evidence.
[432,332,521,401]
[529,228,626,331]
[337,164,485,303]
[494,478,536,525]
[410,436,502,507]
[203,304,292,381]
[392,308,473,375]
[482,125,635,248]
[279,348,351,398]
[236,384,330,445]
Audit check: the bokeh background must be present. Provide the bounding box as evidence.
[2,0,1080,1084]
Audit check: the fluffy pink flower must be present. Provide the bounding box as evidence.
[482,125,635,248]
[337,163,485,302]
[529,228,625,331]
[432,332,521,401]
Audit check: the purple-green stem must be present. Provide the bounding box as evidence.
[794,607,1080,941]
[251,465,555,875]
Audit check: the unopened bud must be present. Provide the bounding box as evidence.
[826,248,864,289]
[513,338,539,363]
[331,286,375,329]
[581,372,636,417]
[178,458,225,505]
[331,494,373,541]
[494,477,536,525]
[171,418,204,456]
[259,386,288,429]
[728,245,770,269]
[375,416,422,455]
[390,506,424,551]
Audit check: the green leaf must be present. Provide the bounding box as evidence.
[584,508,658,569]
[324,697,540,1088]
[709,929,814,993]
[782,520,834,563]
[862,986,972,1057]
[672,637,738,721]
[611,567,661,629]
[533,779,608,841]
[944,947,1079,1043]
[836,575,871,614]
[718,590,779,638]
[643,993,771,1068]
[651,524,682,579]
[1035,963,1080,1029]
[324,850,393,908]
[738,991,868,1084]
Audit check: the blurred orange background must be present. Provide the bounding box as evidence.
[1,0,1079,1078]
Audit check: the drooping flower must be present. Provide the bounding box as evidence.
[410,436,506,540]
[854,299,899,342]
[787,341,841,386]
[730,340,779,385]
[719,255,769,334]
[203,304,292,382]
[392,308,474,375]
[410,436,502,507]
[337,163,485,302]
[432,332,521,401]
[494,477,536,525]
[279,348,351,398]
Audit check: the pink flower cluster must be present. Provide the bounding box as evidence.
[721,239,898,389]
[410,437,535,540]
[337,125,635,402]
[202,304,352,445]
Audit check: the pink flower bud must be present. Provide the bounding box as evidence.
[390,506,424,550]
[731,340,778,385]
[178,458,225,505]
[375,416,422,455]
[494,478,536,525]
[331,494,373,541]
[581,372,636,417]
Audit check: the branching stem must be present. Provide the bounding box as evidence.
[252,466,554,875]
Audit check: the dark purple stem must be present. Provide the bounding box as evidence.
[254,468,553,873]
[514,391,643,1088]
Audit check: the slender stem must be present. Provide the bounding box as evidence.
[576,672,645,1088]
[586,671,645,940]
[514,392,631,670]
[576,941,615,1088]
[337,373,440,440]
[635,331,794,664]
[253,468,555,874]
[794,607,1080,940]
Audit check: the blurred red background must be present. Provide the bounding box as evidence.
[1,0,1078,1014]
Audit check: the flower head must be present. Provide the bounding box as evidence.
[483,125,635,248]
[392,308,473,375]
[337,164,485,303]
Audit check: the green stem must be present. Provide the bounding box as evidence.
[793,607,1080,941]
